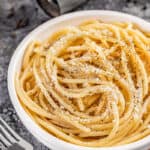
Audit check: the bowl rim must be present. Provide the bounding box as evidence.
[7,10,150,150]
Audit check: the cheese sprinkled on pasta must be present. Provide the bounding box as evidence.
[16,20,150,147]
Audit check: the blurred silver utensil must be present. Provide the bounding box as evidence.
[0,117,33,150]
[37,0,87,16]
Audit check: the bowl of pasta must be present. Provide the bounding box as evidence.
[8,10,150,150]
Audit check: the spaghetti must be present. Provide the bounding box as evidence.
[15,20,150,147]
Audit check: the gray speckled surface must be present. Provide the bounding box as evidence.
[0,0,150,149]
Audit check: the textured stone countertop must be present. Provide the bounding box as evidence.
[0,0,150,149]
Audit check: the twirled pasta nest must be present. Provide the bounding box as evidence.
[16,20,150,147]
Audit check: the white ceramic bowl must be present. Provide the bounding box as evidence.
[8,10,150,150]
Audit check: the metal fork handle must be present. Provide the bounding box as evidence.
[8,143,25,150]
[0,117,33,150]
